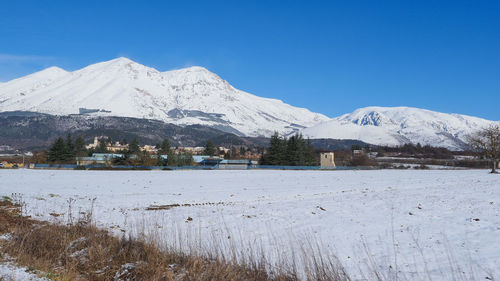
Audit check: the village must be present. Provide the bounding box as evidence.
[1,134,497,171]
[0,136,338,170]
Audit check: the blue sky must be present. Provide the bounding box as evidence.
[1,1,499,120]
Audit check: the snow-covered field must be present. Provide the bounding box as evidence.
[1,169,498,279]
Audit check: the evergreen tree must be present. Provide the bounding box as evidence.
[179,152,194,166]
[239,146,246,156]
[74,136,87,157]
[285,134,297,165]
[48,137,66,162]
[63,134,75,160]
[204,140,216,156]
[286,134,307,166]
[305,138,317,165]
[128,138,140,155]
[261,132,317,166]
[158,138,171,155]
[351,144,362,151]
[156,138,171,165]
[230,146,238,159]
[167,150,177,166]
[264,132,286,165]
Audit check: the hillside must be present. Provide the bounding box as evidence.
[0,111,256,150]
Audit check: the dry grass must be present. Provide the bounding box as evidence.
[0,198,493,281]
[0,199,349,281]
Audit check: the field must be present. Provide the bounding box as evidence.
[0,169,498,280]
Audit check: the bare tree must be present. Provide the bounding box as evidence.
[467,124,500,173]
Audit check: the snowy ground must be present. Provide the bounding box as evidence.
[0,169,498,279]
[0,262,51,281]
[0,233,50,281]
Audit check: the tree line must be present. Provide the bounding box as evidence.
[260,132,317,166]
[375,143,454,159]
[47,135,87,162]
[46,135,194,166]
[153,138,194,166]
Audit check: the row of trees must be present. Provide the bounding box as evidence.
[260,132,317,166]
[46,135,194,166]
[202,140,253,159]
[154,139,194,166]
[47,135,87,162]
[375,143,454,159]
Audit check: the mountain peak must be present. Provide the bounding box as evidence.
[111,56,133,63]
[184,66,209,72]
[2,66,68,84]
[43,66,68,73]
[103,57,142,68]
[163,65,213,75]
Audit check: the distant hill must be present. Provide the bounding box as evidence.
[301,106,499,150]
[0,112,254,150]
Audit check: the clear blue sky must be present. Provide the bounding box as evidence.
[1,1,499,120]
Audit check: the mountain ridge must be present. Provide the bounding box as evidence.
[0,58,328,137]
[301,106,499,150]
[1,58,498,150]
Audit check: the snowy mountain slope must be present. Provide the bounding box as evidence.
[301,106,499,150]
[0,58,329,137]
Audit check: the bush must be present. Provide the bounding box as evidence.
[350,155,377,167]
[414,164,430,170]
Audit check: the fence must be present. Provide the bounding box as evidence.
[31,163,376,171]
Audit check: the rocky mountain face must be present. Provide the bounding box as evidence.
[0,111,261,150]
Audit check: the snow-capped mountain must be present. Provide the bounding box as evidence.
[0,57,328,137]
[1,58,497,149]
[301,106,499,150]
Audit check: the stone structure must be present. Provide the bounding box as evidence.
[320,152,336,168]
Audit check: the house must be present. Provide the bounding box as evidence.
[86,137,129,152]
[0,145,13,151]
[352,150,364,157]
[218,147,230,153]
[142,145,157,153]
[192,155,223,166]
[320,152,336,168]
[107,142,129,152]
[177,147,205,154]
[76,153,124,166]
